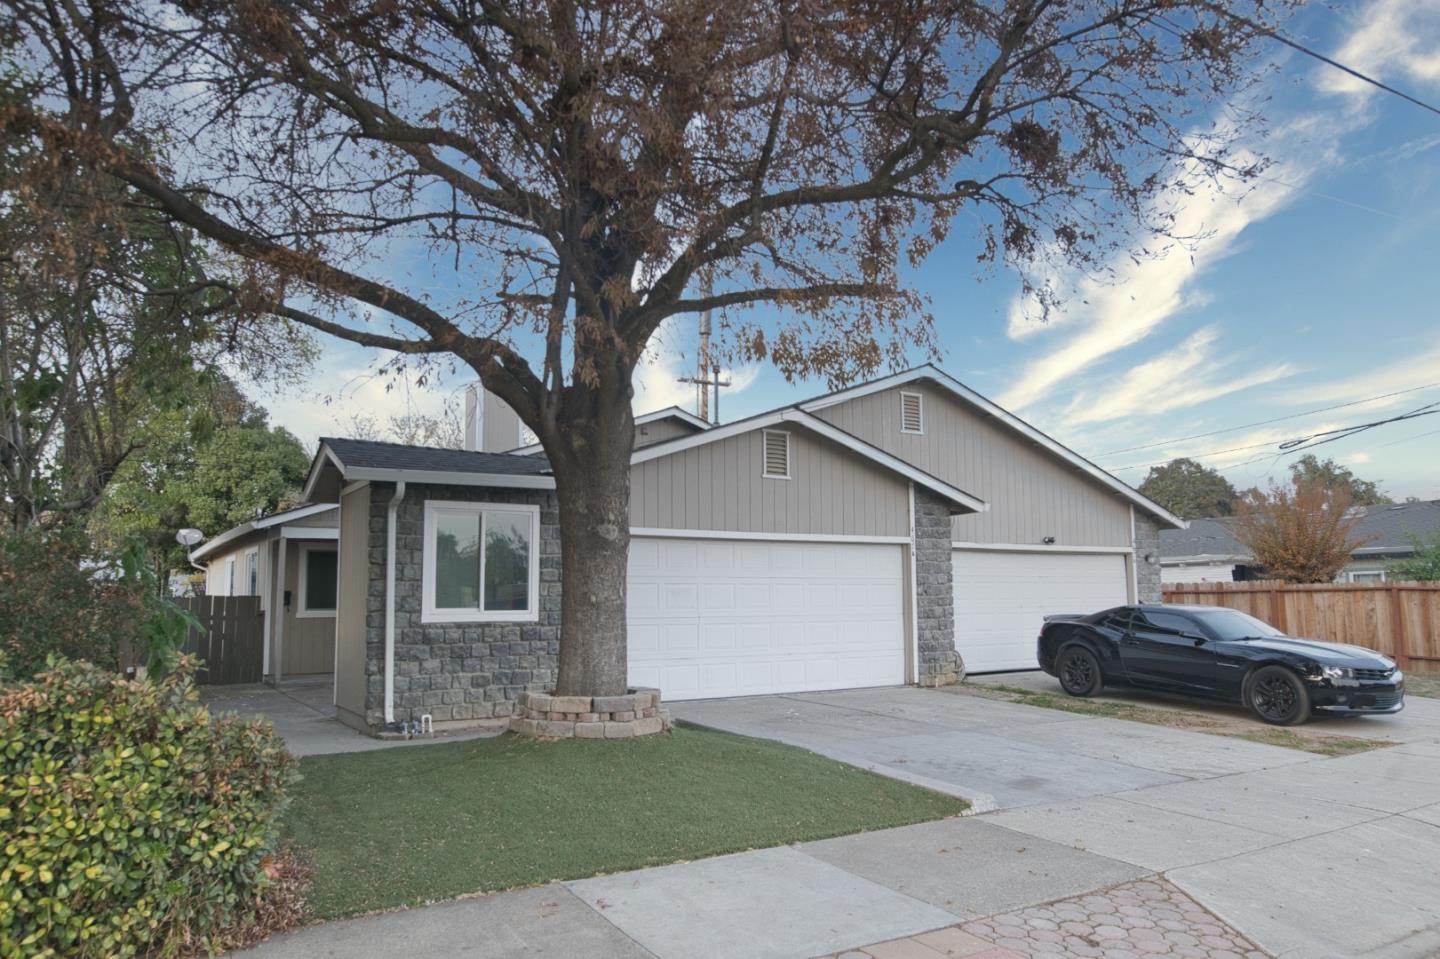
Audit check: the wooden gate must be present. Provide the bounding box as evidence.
[177,595,264,685]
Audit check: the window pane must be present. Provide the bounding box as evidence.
[484,512,531,611]
[434,512,481,608]
[1139,611,1193,633]
[246,554,258,596]
[305,550,338,611]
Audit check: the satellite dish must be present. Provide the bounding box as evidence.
[175,528,205,547]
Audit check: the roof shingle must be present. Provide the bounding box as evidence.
[321,437,551,476]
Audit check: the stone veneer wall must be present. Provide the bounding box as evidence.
[363,482,561,729]
[1133,512,1163,603]
[914,488,961,685]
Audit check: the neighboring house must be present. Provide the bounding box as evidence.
[1160,499,1440,585]
[192,366,1183,734]
[188,503,340,677]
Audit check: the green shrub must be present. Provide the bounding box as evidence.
[0,660,299,957]
[0,527,146,679]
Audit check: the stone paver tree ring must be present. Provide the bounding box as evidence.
[509,688,673,739]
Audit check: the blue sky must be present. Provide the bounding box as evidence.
[258,0,1440,502]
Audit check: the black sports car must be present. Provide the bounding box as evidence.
[1037,604,1404,725]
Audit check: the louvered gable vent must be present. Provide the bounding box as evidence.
[900,392,924,433]
[762,430,790,478]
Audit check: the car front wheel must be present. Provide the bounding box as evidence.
[1247,665,1310,726]
[1057,645,1103,697]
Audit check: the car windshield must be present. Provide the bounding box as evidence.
[1194,608,1284,641]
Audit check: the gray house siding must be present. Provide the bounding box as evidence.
[334,483,371,730]
[814,383,1134,547]
[630,427,911,538]
[635,417,701,448]
[359,482,561,729]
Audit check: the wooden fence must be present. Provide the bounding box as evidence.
[1161,580,1440,669]
[178,595,264,685]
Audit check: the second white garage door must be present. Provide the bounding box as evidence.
[627,537,906,700]
[952,549,1130,673]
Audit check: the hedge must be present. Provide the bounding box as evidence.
[0,660,297,957]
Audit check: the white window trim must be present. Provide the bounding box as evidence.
[899,390,924,434]
[297,543,339,618]
[224,557,236,597]
[1347,570,1386,583]
[244,548,259,597]
[421,499,542,624]
[761,429,791,480]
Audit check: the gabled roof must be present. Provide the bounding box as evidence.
[798,365,1186,529]
[1157,517,1247,564]
[1162,500,1440,563]
[302,436,555,501]
[631,407,988,514]
[190,503,338,563]
[505,405,710,456]
[633,364,1182,528]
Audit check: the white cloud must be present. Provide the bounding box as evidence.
[1317,0,1440,101]
[632,317,761,420]
[1283,340,1440,408]
[1056,327,1296,428]
[997,158,1303,411]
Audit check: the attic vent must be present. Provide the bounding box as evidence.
[900,391,924,434]
[762,430,791,478]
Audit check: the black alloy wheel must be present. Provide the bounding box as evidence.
[1058,646,1103,697]
[1248,665,1310,726]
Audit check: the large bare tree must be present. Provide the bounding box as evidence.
[6,0,1290,696]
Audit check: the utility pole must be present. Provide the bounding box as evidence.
[677,269,731,424]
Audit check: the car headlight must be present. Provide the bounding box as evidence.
[1320,665,1353,681]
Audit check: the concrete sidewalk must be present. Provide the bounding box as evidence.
[234,687,1440,959]
[201,677,500,756]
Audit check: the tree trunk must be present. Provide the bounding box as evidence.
[548,391,636,698]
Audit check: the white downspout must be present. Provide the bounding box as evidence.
[908,482,921,686]
[384,480,406,725]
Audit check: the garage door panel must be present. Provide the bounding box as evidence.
[629,538,905,699]
[953,549,1128,674]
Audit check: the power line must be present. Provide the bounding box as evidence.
[1096,381,1440,458]
[1107,401,1440,472]
[1261,24,1440,118]
[1208,6,1440,117]
[1375,426,1440,450]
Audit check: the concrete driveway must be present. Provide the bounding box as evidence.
[676,686,1440,958]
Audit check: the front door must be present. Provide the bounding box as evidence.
[1119,609,1218,693]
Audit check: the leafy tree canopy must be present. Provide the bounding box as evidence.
[1387,533,1440,583]
[93,375,311,576]
[1233,480,1372,585]
[1286,455,1390,507]
[1139,458,1238,519]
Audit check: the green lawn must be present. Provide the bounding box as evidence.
[284,722,967,918]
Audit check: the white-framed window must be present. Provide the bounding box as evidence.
[244,549,259,596]
[298,544,339,617]
[899,391,924,434]
[762,429,791,479]
[224,557,236,596]
[422,500,541,623]
[1348,570,1386,584]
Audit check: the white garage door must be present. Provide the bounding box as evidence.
[628,537,906,700]
[952,549,1130,673]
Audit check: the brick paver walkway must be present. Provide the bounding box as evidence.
[818,878,1267,959]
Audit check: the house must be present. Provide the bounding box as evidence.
[187,502,340,678]
[191,365,1183,734]
[1160,499,1440,584]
